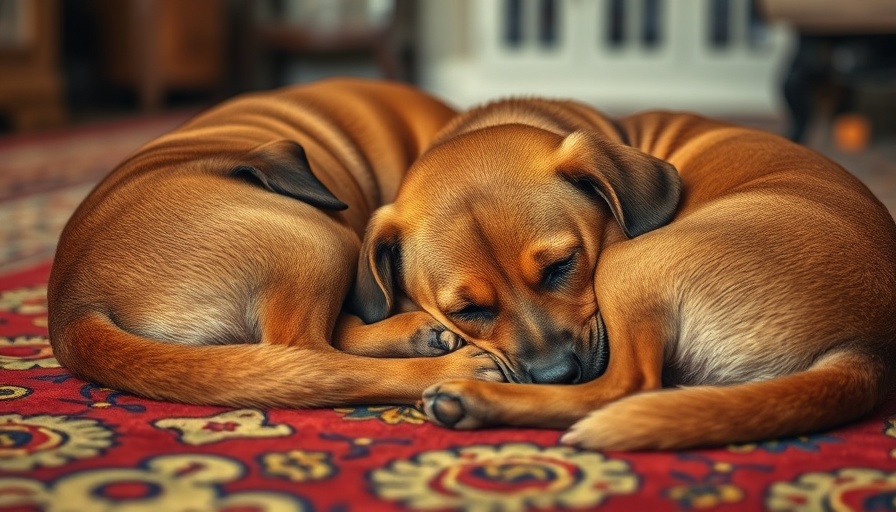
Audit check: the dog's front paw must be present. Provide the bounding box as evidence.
[438,345,504,382]
[422,379,493,430]
[410,321,466,356]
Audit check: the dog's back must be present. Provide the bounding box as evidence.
[610,112,896,386]
[577,110,896,448]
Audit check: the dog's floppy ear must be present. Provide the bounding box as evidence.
[556,130,681,238]
[347,205,402,323]
[231,140,347,211]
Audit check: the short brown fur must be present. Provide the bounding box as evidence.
[353,98,896,450]
[48,78,502,409]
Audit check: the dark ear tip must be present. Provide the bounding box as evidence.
[329,199,350,211]
[349,207,401,324]
[559,134,682,240]
[622,160,681,238]
[346,299,388,324]
[234,140,348,211]
[345,282,390,323]
[230,164,257,179]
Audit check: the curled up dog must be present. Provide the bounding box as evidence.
[47,78,503,408]
[350,98,896,449]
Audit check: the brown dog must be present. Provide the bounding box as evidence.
[47,78,502,408]
[350,98,896,449]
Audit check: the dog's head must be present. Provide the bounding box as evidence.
[350,124,680,384]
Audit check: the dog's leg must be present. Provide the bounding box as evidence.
[422,320,666,429]
[332,312,465,357]
[561,350,885,450]
[302,344,505,406]
[54,310,503,408]
[260,286,501,404]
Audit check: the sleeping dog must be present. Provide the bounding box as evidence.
[350,97,896,449]
[48,79,502,408]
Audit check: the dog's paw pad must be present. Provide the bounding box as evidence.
[423,379,493,429]
[424,391,466,428]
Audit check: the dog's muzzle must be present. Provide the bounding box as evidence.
[484,314,610,385]
[521,315,609,384]
[527,352,584,384]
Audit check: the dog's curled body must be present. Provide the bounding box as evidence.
[353,98,896,449]
[48,78,502,409]
[617,114,896,388]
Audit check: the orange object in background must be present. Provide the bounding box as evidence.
[834,113,871,153]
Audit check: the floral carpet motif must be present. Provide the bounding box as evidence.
[1,263,895,511]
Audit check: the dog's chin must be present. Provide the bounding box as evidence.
[581,313,610,382]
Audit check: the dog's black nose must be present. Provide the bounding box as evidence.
[528,354,582,384]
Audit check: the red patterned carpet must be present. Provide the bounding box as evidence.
[1,114,896,510]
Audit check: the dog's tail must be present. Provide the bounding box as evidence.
[562,350,890,450]
[50,311,417,408]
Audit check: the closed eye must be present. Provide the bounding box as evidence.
[542,254,577,289]
[450,304,496,323]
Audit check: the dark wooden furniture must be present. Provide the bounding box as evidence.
[763,0,896,147]
[238,0,408,91]
[93,0,228,112]
[0,0,66,132]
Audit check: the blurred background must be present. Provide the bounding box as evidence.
[0,0,896,270]
[1,0,895,144]
[1,0,895,270]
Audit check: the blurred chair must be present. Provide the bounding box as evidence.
[763,0,896,149]
[238,0,407,90]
